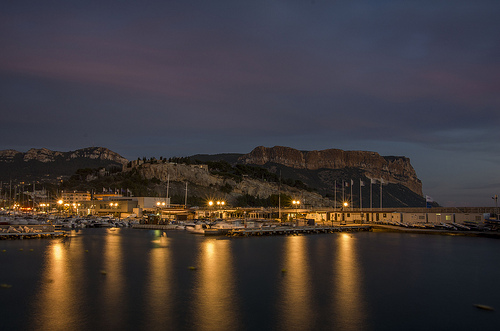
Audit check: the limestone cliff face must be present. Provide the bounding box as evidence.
[0,147,128,165]
[128,161,332,207]
[239,146,422,196]
[0,149,22,162]
[66,147,128,165]
[126,162,219,187]
[23,148,64,162]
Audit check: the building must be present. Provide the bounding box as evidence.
[60,191,91,204]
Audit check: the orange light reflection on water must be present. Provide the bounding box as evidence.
[333,233,367,330]
[32,235,85,331]
[277,235,315,330]
[99,228,125,329]
[145,231,174,328]
[192,239,241,331]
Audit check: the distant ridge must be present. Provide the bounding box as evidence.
[0,145,428,207]
[185,146,426,207]
[238,146,422,196]
[0,147,127,182]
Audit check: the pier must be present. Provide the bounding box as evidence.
[0,232,66,239]
[131,224,178,230]
[226,225,371,237]
[0,224,67,240]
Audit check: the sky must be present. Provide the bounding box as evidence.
[1,0,499,207]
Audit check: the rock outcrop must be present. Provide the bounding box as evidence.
[239,146,422,196]
[0,147,128,165]
[127,161,333,207]
[67,147,128,164]
[0,149,22,162]
[23,148,64,162]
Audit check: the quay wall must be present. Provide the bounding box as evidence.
[0,224,56,232]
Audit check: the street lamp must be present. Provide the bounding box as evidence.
[208,200,214,219]
[57,199,63,216]
[292,200,300,222]
[342,201,349,225]
[156,201,165,222]
[109,202,119,217]
[216,200,225,219]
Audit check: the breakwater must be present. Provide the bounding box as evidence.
[0,225,66,240]
[131,224,372,236]
[226,225,371,237]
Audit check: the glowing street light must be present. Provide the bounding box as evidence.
[57,199,63,215]
[292,200,300,221]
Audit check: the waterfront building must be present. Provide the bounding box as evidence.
[61,191,91,204]
[93,193,123,200]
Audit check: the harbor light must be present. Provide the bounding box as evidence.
[292,200,300,221]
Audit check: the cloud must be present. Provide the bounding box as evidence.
[1,0,500,206]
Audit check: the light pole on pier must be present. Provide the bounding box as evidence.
[292,200,300,223]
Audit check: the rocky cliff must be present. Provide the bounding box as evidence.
[126,161,333,207]
[0,147,128,165]
[0,147,128,182]
[238,146,422,196]
[0,149,22,162]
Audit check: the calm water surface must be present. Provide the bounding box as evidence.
[1,228,500,330]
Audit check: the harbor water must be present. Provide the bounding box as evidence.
[1,228,500,330]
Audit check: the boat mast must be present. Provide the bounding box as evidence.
[278,170,281,221]
[166,174,170,207]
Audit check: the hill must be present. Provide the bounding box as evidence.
[0,147,127,182]
[0,145,430,208]
[185,146,427,208]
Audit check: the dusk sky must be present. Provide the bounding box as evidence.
[1,1,499,207]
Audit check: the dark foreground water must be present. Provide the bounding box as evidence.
[1,228,500,331]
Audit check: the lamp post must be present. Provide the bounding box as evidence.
[57,199,63,216]
[156,201,165,222]
[292,200,300,224]
[216,200,225,219]
[342,201,349,225]
[208,200,214,220]
[109,202,119,218]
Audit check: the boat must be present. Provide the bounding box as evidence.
[452,223,470,230]
[186,223,208,234]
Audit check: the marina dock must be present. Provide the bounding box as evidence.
[226,225,371,237]
[0,224,67,240]
[131,224,179,230]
